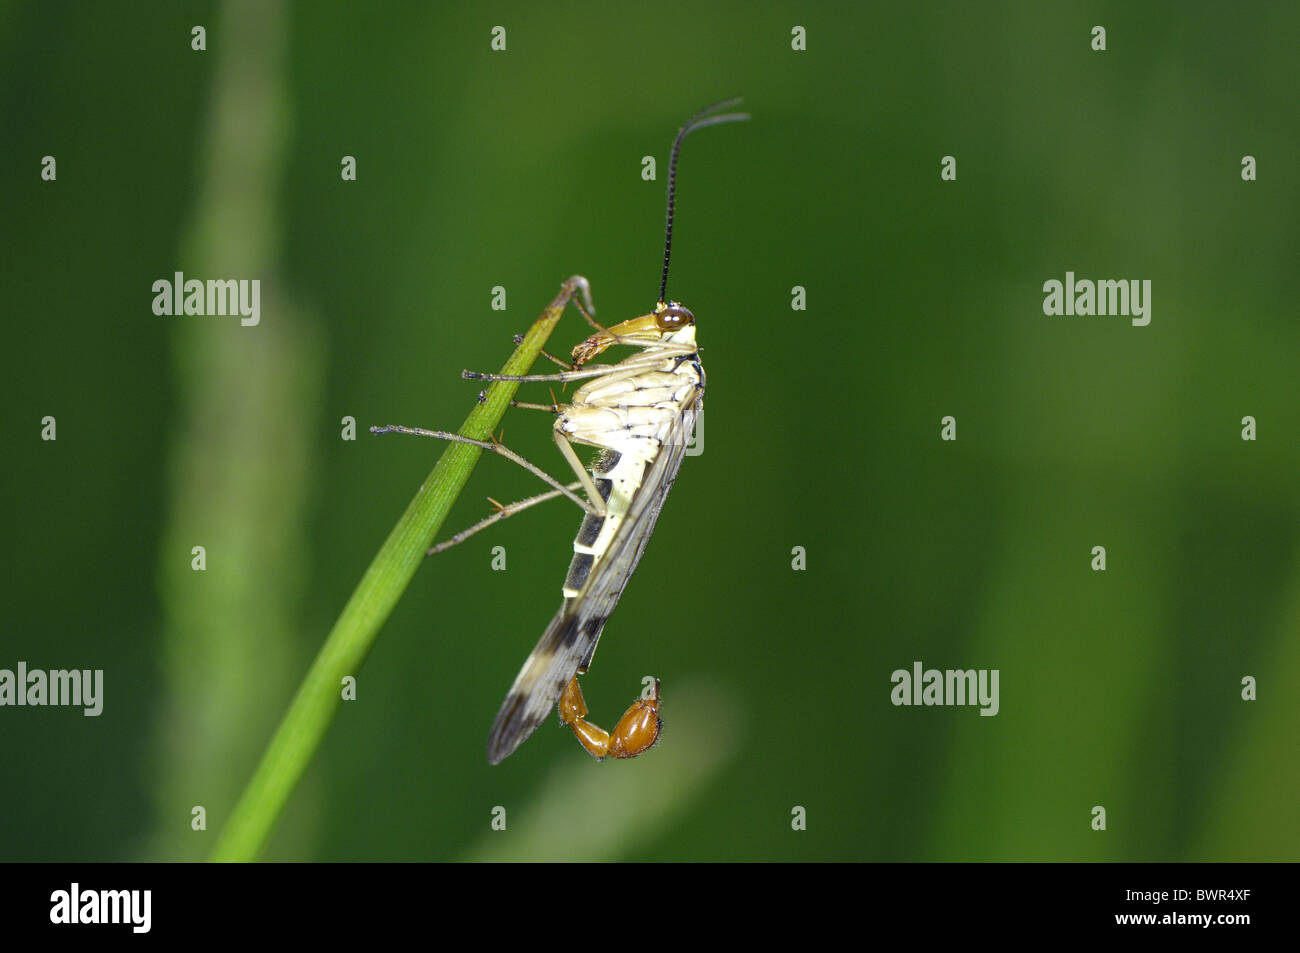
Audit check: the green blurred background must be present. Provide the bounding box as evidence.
[2,1,1296,861]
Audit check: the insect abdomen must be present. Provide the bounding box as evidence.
[561,450,646,599]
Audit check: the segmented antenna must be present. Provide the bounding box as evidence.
[659,98,750,304]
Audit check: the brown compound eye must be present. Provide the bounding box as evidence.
[655,304,694,330]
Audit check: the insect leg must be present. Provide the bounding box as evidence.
[570,290,612,336]
[467,274,595,381]
[465,343,695,385]
[553,427,608,516]
[558,677,662,760]
[427,481,583,555]
[369,425,600,516]
[462,364,622,385]
[509,386,562,413]
[509,400,559,412]
[512,334,573,371]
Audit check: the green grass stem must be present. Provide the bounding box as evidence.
[210,282,581,861]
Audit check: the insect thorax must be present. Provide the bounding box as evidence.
[559,328,702,462]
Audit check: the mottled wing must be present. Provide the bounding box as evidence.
[485,392,701,764]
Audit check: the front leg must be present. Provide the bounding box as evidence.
[461,275,599,384]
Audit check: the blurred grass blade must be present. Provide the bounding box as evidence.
[210,289,573,862]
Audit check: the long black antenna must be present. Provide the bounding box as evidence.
[659,98,749,304]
